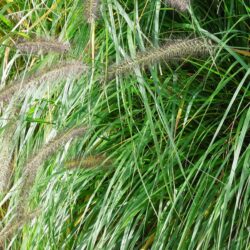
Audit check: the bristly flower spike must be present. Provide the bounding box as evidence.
[84,0,100,23]
[106,38,213,80]
[0,121,16,193]
[17,126,87,216]
[0,209,40,245]
[16,37,70,54]
[165,0,190,12]
[66,154,111,169]
[0,60,88,104]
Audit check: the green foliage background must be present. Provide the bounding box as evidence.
[0,0,249,249]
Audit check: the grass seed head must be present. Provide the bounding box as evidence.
[165,0,190,12]
[23,126,87,183]
[35,60,88,84]
[107,38,213,80]
[0,60,88,104]
[16,38,70,54]
[0,122,16,193]
[18,126,87,212]
[84,0,100,23]
[66,154,111,169]
[0,209,40,245]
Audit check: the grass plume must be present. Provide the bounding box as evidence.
[0,209,40,246]
[0,122,16,194]
[84,0,100,23]
[16,38,70,54]
[165,0,190,11]
[17,126,87,214]
[0,60,88,104]
[106,38,213,80]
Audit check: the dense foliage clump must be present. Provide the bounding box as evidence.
[0,0,249,249]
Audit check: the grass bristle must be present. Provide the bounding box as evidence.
[22,127,87,188]
[84,0,100,23]
[17,126,87,215]
[0,122,16,193]
[16,38,70,54]
[0,60,88,104]
[165,0,190,11]
[0,209,40,245]
[107,38,213,80]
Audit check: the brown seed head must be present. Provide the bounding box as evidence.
[16,126,87,217]
[106,38,213,80]
[0,122,16,193]
[84,0,100,23]
[0,60,88,104]
[0,209,40,245]
[16,38,70,54]
[66,154,111,169]
[165,0,190,12]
